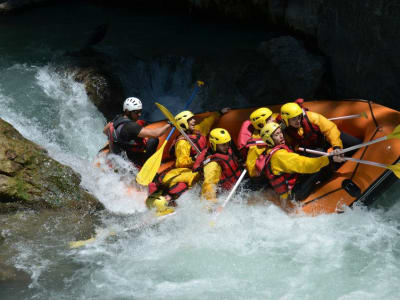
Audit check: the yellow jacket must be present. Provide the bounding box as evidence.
[174,112,220,168]
[162,112,220,190]
[246,131,266,177]
[289,111,343,149]
[269,147,330,175]
[201,161,221,203]
[245,113,279,177]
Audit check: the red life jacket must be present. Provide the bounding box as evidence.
[106,115,146,154]
[169,131,208,158]
[202,148,242,190]
[237,120,268,157]
[262,144,298,195]
[285,109,324,148]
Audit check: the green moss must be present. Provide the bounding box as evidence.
[14,178,31,202]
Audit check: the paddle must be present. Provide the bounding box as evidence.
[69,211,177,249]
[300,124,400,157]
[155,102,201,154]
[214,169,247,218]
[136,81,204,186]
[328,112,368,121]
[208,169,247,228]
[298,148,400,179]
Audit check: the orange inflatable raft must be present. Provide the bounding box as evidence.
[101,100,400,216]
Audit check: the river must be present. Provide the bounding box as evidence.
[1,2,400,299]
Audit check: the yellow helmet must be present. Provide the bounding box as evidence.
[280,102,303,126]
[153,196,175,216]
[249,107,273,130]
[209,128,231,151]
[175,110,194,130]
[260,122,281,147]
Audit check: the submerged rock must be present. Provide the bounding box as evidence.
[0,118,103,212]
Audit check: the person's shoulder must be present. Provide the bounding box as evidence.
[204,160,220,169]
[121,120,142,135]
[176,139,190,146]
[306,110,324,121]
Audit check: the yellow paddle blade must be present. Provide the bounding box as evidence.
[69,231,116,249]
[136,141,167,186]
[387,124,400,139]
[155,102,177,125]
[387,163,400,179]
[197,80,205,86]
[69,237,96,248]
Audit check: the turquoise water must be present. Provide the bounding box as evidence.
[0,3,400,300]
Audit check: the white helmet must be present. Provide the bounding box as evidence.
[123,97,142,111]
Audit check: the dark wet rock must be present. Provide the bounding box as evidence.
[191,36,326,109]
[0,0,52,13]
[258,36,326,100]
[187,0,400,108]
[187,0,274,23]
[282,0,400,109]
[70,60,125,121]
[63,24,125,120]
[0,118,103,212]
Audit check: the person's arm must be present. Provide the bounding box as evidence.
[307,111,343,148]
[195,112,221,136]
[175,139,194,168]
[270,149,330,175]
[246,146,266,177]
[201,161,222,203]
[195,108,230,136]
[103,122,111,135]
[138,124,171,138]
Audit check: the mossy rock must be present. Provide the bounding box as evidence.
[0,118,103,212]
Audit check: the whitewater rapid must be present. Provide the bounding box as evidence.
[0,62,399,300]
[1,3,400,298]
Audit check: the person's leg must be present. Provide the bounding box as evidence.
[291,165,333,201]
[340,132,362,156]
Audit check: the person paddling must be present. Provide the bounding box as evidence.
[146,109,229,210]
[237,107,279,178]
[103,97,171,168]
[280,99,360,154]
[255,122,345,201]
[195,128,243,206]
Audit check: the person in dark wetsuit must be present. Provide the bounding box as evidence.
[103,97,171,167]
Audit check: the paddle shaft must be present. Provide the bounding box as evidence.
[221,169,247,209]
[214,169,247,218]
[136,82,203,185]
[298,148,388,169]
[172,122,201,154]
[164,83,202,141]
[328,113,365,121]
[299,134,388,157]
